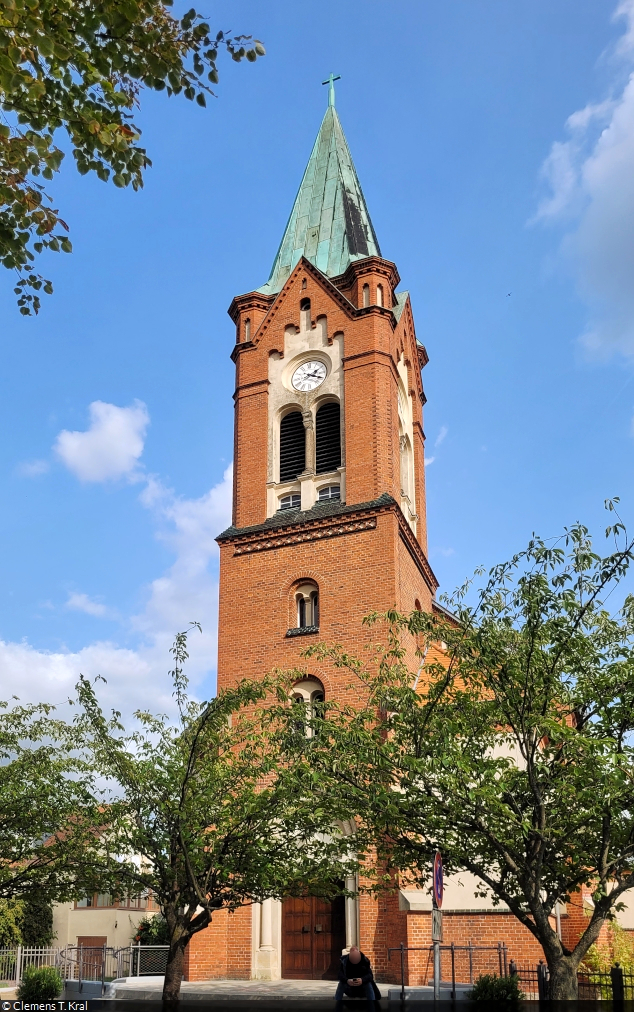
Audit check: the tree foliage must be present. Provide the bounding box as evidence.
[68,626,357,1001]
[288,507,634,1000]
[0,0,264,313]
[0,698,96,904]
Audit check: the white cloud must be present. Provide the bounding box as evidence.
[424,456,435,467]
[54,401,149,482]
[0,466,233,720]
[66,592,111,618]
[18,459,49,477]
[434,426,448,448]
[533,0,634,357]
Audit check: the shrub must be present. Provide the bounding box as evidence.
[19,895,54,946]
[133,914,170,945]
[468,973,525,1003]
[17,966,63,1001]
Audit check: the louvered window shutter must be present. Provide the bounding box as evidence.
[315,402,341,474]
[279,412,305,482]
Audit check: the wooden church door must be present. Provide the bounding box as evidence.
[282,895,346,979]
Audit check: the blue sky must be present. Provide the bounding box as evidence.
[2,0,634,712]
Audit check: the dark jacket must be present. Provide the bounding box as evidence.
[339,952,373,987]
[338,952,381,998]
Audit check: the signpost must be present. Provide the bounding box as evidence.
[432,851,443,1000]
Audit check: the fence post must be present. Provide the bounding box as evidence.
[400,943,405,1002]
[502,943,508,977]
[78,946,83,994]
[537,961,547,1002]
[611,963,624,1003]
[101,944,106,997]
[451,942,456,1000]
[509,959,517,977]
[15,945,22,985]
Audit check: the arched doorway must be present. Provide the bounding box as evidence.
[281,894,346,979]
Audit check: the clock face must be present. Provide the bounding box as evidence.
[291,360,327,392]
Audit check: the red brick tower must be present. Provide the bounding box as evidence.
[185,81,438,984]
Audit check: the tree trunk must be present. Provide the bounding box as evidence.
[163,938,187,1002]
[547,953,579,1000]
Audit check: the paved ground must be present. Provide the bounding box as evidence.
[111,978,393,1001]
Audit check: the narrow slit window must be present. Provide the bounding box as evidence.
[300,297,311,330]
[244,318,251,341]
[315,402,341,474]
[279,411,305,482]
[376,285,383,307]
[362,284,370,307]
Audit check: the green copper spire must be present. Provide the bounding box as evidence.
[258,88,381,295]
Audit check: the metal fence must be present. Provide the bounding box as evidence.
[510,961,634,1001]
[388,942,509,999]
[0,944,169,987]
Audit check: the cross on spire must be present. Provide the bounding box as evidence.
[322,73,341,108]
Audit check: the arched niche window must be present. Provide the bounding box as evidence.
[290,678,325,738]
[295,581,319,629]
[362,283,370,308]
[279,411,305,482]
[318,485,340,502]
[279,493,300,511]
[376,284,383,307]
[315,402,341,474]
[400,431,413,501]
[244,318,251,342]
[300,297,311,330]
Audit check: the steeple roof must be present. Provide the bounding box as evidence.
[258,102,381,295]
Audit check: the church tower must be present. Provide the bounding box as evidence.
[186,82,438,984]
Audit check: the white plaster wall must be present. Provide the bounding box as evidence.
[52,902,158,947]
[399,871,510,913]
[396,356,416,532]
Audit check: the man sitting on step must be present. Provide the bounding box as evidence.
[335,946,381,1002]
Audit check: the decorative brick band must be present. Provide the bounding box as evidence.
[232,516,377,556]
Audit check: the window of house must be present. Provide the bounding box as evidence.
[362,283,370,307]
[315,402,341,474]
[75,892,155,910]
[377,284,383,307]
[279,493,301,511]
[279,411,305,482]
[318,485,341,501]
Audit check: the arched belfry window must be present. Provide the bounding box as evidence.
[244,318,251,341]
[362,284,370,308]
[279,412,305,482]
[287,581,319,637]
[376,284,383,307]
[315,402,341,474]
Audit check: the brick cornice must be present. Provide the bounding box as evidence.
[217,496,438,593]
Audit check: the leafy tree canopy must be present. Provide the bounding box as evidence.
[288,505,634,1000]
[0,698,96,904]
[0,0,264,313]
[68,627,357,1001]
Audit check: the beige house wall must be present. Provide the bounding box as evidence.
[52,903,159,948]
